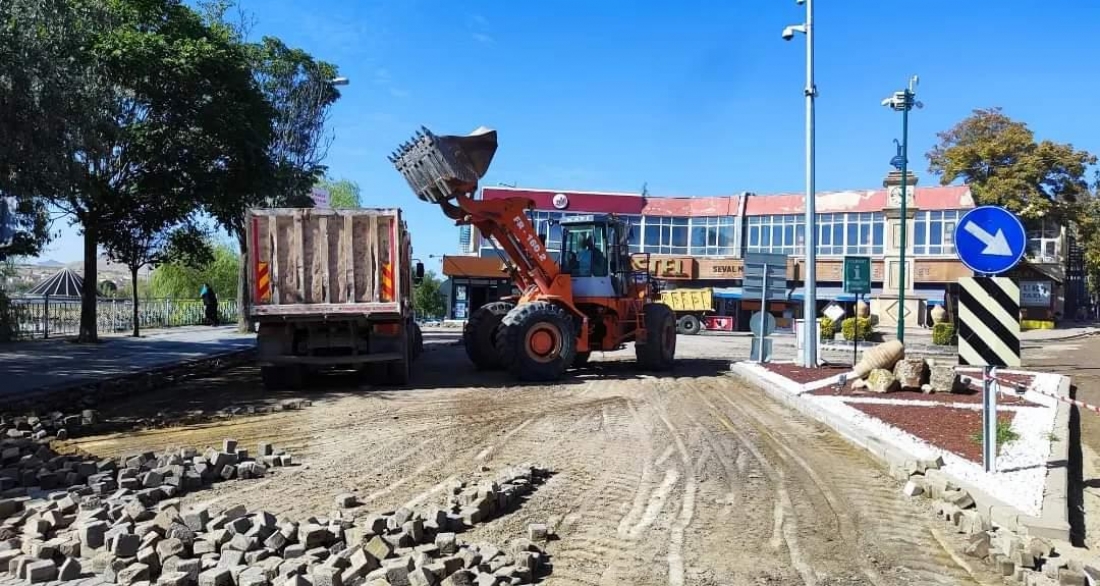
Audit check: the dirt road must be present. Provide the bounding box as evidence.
[66,340,998,585]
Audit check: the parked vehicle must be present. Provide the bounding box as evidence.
[246,207,424,389]
[660,287,713,335]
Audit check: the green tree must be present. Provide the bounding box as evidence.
[928,108,1100,291]
[0,0,87,260]
[200,2,342,331]
[149,241,239,301]
[413,271,446,319]
[101,218,211,337]
[5,0,274,342]
[317,176,361,209]
[927,108,1096,222]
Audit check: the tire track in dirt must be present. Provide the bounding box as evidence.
[709,379,986,585]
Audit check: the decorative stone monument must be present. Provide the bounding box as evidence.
[871,165,922,328]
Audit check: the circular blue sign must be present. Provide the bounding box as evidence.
[953,206,1027,275]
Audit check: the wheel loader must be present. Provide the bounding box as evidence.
[389,126,677,381]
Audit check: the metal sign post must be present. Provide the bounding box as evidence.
[758,263,767,361]
[954,208,1025,473]
[982,366,997,470]
[744,253,788,364]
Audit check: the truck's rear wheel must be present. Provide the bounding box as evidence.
[410,321,423,360]
[497,301,576,382]
[384,331,411,386]
[464,301,515,370]
[677,314,702,335]
[636,303,676,371]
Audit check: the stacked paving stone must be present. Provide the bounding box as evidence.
[2,401,313,444]
[1,461,551,586]
[895,458,1095,585]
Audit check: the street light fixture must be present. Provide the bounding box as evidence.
[881,76,922,344]
[782,0,818,367]
[329,77,350,86]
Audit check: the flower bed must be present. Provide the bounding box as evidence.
[849,403,1016,463]
[761,362,849,385]
[807,384,1040,407]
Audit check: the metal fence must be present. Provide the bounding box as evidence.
[4,296,239,339]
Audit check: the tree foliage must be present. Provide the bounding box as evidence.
[3,0,275,341]
[927,108,1097,222]
[149,241,239,301]
[318,176,361,209]
[928,107,1100,291]
[199,1,341,330]
[413,271,446,319]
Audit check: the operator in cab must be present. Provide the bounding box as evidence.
[576,234,607,277]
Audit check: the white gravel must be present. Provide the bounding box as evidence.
[734,360,1061,517]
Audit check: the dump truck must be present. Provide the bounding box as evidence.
[390,126,676,382]
[660,287,713,335]
[246,207,424,390]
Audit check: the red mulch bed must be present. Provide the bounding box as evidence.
[762,363,851,384]
[850,403,1015,463]
[807,384,1040,407]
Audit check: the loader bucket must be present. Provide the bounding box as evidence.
[388,126,498,204]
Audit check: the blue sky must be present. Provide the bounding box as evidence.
[37,0,1100,273]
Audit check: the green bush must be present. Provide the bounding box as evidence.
[932,322,956,345]
[819,317,835,340]
[840,317,873,341]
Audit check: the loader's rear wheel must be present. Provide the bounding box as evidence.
[497,301,576,382]
[464,301,515,370]
[677,314,702,335]
[636,303,676,371]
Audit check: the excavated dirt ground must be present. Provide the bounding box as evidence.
[62,337,1003,586]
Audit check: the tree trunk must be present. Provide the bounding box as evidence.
[236,231,250,333]
[78,221,98,342]
[131,266,140,337]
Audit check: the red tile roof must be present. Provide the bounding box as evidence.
[481,185,973,217]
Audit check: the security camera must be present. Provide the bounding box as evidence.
[782,27,796,40]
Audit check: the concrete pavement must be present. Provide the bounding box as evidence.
[0,325,255,401]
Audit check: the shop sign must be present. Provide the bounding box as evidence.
[1019,280,1051,307]
[697,259,744,279]
[632,256,695,280]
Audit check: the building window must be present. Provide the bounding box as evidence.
[746,214,804,255]
[689,216,736,256]
[811,212,884,256]
[912,210,960,256]
[1026,219,1061,263]
[642,216,689,255]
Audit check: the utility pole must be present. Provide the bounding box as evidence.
[882,76,922,344]
[783,0,817,366]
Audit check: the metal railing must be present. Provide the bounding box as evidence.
[3,296,239,340]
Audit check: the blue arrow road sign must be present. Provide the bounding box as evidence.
[954,205,1027,275]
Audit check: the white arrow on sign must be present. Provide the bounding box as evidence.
[963,221,1013,256]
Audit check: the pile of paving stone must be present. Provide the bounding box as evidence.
[895,458,1096,585]
[1,459,552,586]
[2,400,313,443]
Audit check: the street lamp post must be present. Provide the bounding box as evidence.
[783,0,817,367]
[882,76,922,344]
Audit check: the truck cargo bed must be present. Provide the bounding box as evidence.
[247,208,410,318]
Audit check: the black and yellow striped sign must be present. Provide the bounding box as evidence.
[957,276,1020,367]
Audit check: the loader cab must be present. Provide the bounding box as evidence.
[559,214,628,298]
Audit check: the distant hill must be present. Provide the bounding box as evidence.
[36,259,64,267]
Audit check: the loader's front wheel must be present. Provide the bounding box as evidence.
[464,301,515,370]
[497,301,576,382]
[636,303,676,371]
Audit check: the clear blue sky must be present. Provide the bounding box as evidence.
[36,0,1100,274]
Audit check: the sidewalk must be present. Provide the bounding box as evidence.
[0,325,255,401]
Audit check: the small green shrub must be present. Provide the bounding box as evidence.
[932,322,956,346]
[840,317,872,341]
[970,419,1019,448]
[819,317,835,340]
